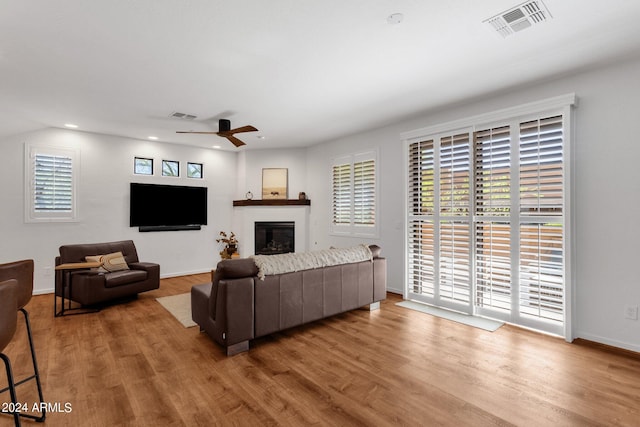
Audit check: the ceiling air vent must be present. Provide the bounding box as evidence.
[484,0,552,38]
[169,111,197,120]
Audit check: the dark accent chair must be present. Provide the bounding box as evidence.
[55,240,160,307]
[0,260,46,423]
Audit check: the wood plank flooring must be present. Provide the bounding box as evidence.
[2,273,639,426]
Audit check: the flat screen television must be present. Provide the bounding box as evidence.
[130,183,207,231]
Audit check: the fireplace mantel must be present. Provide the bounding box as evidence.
[233,199,310,207]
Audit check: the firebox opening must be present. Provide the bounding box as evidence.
[254,221,295,255]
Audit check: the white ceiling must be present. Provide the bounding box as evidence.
[2,0,640,150]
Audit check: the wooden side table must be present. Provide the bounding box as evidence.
[54,261,102,316]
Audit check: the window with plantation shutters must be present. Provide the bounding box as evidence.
[405,95,573,338]
[331,151,377,237]
[25,144,78,222]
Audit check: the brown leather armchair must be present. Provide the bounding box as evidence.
[55,240,160,308]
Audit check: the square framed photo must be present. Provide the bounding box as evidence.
[162,160,180,177]
[134,157,153,175]
[187,162,203,179]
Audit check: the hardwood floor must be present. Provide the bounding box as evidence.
[2,273,639,426]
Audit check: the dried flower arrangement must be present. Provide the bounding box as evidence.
[216,231,238,259]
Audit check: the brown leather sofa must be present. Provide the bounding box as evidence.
[191,245,386,355]
[55,240,160,307]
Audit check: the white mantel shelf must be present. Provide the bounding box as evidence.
[233,199,310,207]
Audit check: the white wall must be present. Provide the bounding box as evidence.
[306,56,640,352]
[305,129,403,292]
[0,128,238,293]
[236,148,308,201]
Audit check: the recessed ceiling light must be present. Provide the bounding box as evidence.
[64,123,78,129]
[148,136,159,140]
[212,145,221,149]
[387,13,403,25]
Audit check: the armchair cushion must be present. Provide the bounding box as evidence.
[104,270,148,288]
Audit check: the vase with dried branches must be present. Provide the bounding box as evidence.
[216,231,238,259]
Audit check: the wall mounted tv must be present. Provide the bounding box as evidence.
[130,183,207,232]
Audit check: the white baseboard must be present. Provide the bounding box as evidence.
[387,285,403,294]
[575,331,640,353]
[160,269,211,279]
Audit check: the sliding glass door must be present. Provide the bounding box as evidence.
[406,107,570,336]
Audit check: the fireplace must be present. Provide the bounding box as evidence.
[254,221,295,255]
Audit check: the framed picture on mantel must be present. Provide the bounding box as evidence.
[262,168,288,199]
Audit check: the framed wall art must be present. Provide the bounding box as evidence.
[262,168,288,199]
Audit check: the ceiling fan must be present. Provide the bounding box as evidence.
[177,119,258,147]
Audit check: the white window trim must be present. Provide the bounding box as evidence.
[24,143,80,223]
[401,93,577,143]
[331,150,379,238]
[403,94,575,341]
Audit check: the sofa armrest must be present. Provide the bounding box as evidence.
[216,278,255,346]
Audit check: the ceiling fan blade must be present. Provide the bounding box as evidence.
[176,131,218,134]
[226,135,246,147]
[229,125,258,134]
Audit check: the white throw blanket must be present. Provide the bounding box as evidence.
[251,244,373,280]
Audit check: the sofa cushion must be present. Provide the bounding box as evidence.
[104,270,147,288]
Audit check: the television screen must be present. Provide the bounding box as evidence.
[130,183,207,228]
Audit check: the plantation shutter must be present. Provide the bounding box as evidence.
[519,115,564,322]
[332,162,351,226]
[474,126,511,217]
[439,133,471,305]
[353,159,375,226]
[33,153,73,212]
[519,115,564,216]
[408,140,436,297]
[474,126,512,313]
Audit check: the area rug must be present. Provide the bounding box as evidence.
[396,300,503,332]
[156,293,196,328]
